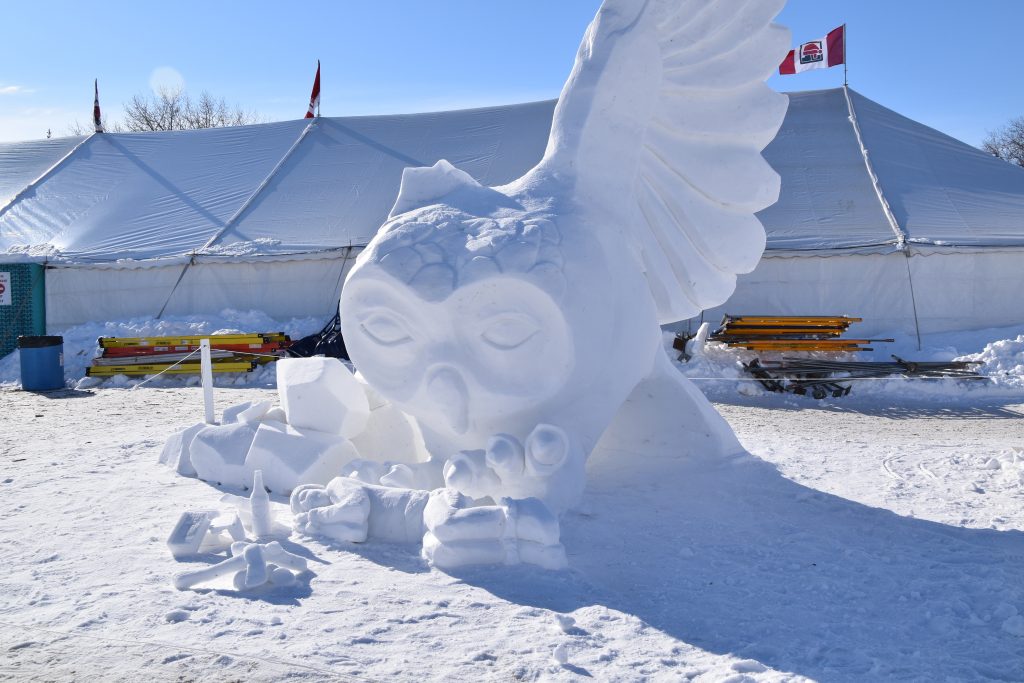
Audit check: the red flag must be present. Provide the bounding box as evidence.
[779,25,845,75]
[305,61,320,118]
[93,79,104,133]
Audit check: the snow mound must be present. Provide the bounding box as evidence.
[959,334,1024,383]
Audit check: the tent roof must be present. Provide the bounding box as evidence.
[2,88,1023,264]
[0,101,555,263]
[0,136,85,207]
[760,88,1024,252]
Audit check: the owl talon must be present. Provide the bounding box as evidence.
[485,434,526,479]
[443,450,502,501]
[524,424,570,477]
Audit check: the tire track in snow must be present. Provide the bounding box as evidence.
[882,455,905,481]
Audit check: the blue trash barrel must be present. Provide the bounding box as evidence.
[18,335,65,391]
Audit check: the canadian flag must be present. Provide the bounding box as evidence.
[305,60,321,118]
[779,25,845,75]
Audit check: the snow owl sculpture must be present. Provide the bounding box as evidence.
[339,0,790,521]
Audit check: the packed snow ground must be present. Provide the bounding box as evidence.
[2,386,1023,679]
[2,315,1024,680]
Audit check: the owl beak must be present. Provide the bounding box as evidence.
[425,366,469,434]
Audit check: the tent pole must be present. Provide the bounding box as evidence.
[155,253,196,320]
[843,23,848,87]
[331,244,353,310]
[902,249,923,351]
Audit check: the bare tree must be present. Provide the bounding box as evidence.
[182,91,256,129]
[68,87,260,135]
[66,116,119,136]
[121,87,260,132]
[982,116,1024,167]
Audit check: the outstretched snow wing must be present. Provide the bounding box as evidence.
[528,0,790,324]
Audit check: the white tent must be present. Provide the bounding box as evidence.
[0,102,555,328]
[1,88,1022,335]
[704,87,1024,337]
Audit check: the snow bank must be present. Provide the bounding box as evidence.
[960,334,1024,381]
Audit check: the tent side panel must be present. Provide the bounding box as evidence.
[45,254,360,330]
[907,250,1024,335]
[46,265,182,330]
[697,253,917,337]
[693,251,1023,338]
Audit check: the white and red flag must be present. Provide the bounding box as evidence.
[305,60,321,118]
[93,79,104,133]
[779,25,845,75]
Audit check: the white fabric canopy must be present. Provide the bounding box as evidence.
[216,102,555,255]
[758,88,1024,253]
[0,136,85,207]
[0,102,555,263]
[2,90,1023,264]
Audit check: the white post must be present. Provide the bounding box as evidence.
[200,338,215,424]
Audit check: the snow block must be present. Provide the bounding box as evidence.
[159,422,206,477]
[189,422,259,489]
[349,383,428,464]
[222,401,254,424]
[166,510,217,560]
[264,406,287,423]
[276,358,370,437]
[223,399,273,424]
[166,510,244,559]
[244,419,358,495]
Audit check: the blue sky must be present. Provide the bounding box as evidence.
[1,1,1022,147]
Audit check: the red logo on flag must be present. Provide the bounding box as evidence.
[799,41,823,64]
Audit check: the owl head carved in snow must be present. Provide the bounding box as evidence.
[340,162,651,463]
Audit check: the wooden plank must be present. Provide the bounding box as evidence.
[100,341,288,357]
[92,350,236,366]
[98,333,289,348]
[86,361,256,377]
[724,339,877,346]
[715,329,846,336]
[724,315,862,323]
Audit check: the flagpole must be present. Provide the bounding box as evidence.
[317,60,321,117]
[843,23,848,87]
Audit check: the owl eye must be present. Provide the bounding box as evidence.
[360,312,414,347]
[480,313,540,350]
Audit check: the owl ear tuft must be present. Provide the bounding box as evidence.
[390,160,484,218]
